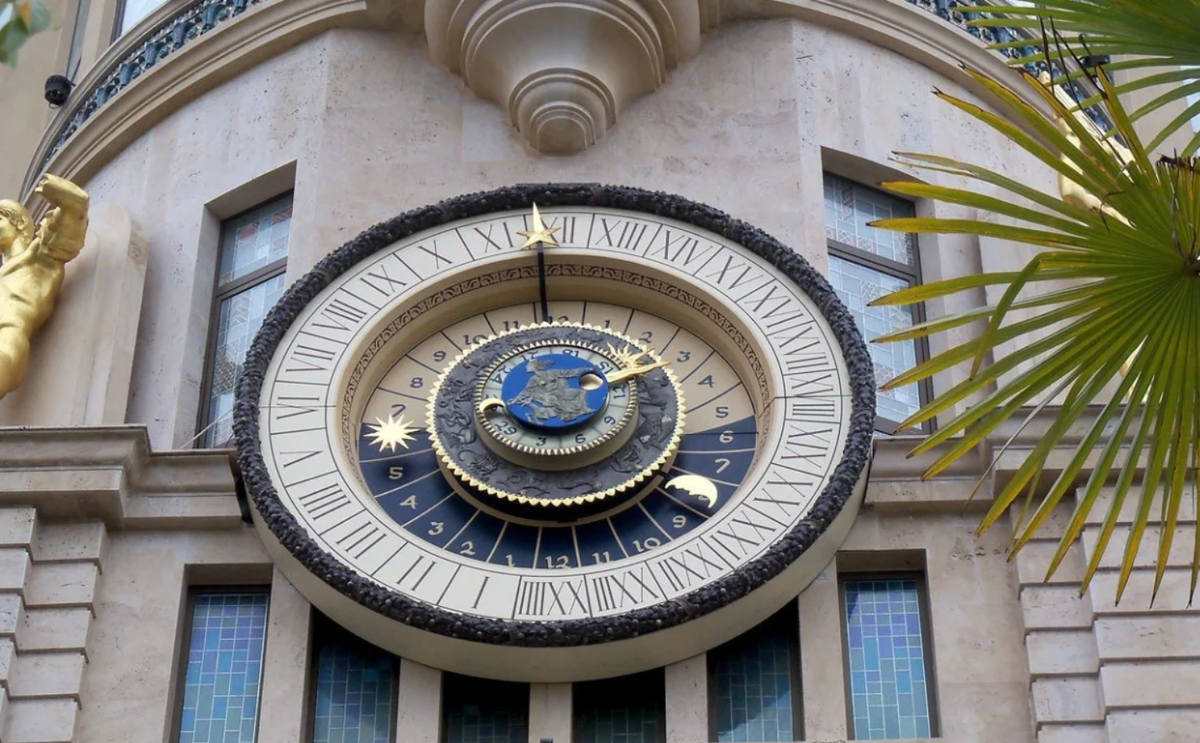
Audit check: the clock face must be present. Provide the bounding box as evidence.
[236,186,874,681]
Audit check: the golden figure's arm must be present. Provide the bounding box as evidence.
[32,174,89,264]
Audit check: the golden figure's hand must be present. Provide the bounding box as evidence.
[34,173,89,214]
[605,360,668,385]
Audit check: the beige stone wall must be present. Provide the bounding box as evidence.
[1016,488,1200,743]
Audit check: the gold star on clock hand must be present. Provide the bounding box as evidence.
[366,413,419,453]
[516,203,561,249]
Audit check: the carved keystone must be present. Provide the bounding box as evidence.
[426,0,720,153]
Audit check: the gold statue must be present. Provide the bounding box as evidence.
[0,174,89,399]
[1039,71,1133,224]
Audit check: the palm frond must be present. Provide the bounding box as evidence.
[960,0,1200,154]
[869,66,1200,603]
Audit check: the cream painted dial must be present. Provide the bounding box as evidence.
[239,189,872,681]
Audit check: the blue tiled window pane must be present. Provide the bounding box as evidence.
[179,592,269,743]
[442,674,528,743]
[312,621,397,743]
[710,612,797,742]
[574,670,664,743]
[843,578,934,740]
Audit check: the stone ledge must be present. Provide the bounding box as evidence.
[0,426,240,530]
[32,524,106,566]
[24,564,98,612]
[15,610,91,656]
[2,697,78,743]
[7,653,85,702]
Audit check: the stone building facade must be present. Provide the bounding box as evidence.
[0,1,1195,742]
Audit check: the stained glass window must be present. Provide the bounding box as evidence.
[311,617,397,743]
[827,256,920,425]
[217,198,294,286]
[823,173,925,432]
[824,175,917,267]
[177,591,269,743]
[442,673,529,743]
[842,577,936,740]
[574,669,665,743]
[709,607,800,742]
[201,194,292,447]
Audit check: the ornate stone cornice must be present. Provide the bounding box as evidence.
[0,426,241,528]
[22,0,1059,194]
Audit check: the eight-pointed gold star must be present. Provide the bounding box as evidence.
[516,203,561,249]
[366,413,419,453]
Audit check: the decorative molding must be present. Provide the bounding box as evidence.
[425,0,705,153]
[0,426,241,529]
[21,0,368,199]
[19,0,1076,191]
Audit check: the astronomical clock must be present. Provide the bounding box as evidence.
[236,185,874,681]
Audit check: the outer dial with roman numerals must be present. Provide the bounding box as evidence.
[238,187,874,682]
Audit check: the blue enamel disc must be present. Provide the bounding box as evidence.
[500,353,608,430]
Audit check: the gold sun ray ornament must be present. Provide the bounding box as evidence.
[606,342,652,369]
[516,203,561,249]
[366,413,420,454]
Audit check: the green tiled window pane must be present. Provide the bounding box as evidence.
[178,592,269,743]
[710,612,797,742]
[312,622,397,743]
[574,670,664,743]
[843,579,933,740]
[442,674,528,743]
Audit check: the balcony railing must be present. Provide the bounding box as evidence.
[907,0,1118,134]
[39,0,271,173]
[33,0,1113,182]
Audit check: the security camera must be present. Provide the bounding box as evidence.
[44,75,73,108]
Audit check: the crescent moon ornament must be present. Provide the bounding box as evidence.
[478,397,508,416]
[666,474,720,509]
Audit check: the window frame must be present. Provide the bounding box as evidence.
[169,585,273,743]
[305,610,400,743]
[823,177,933,435]
[705,604,803,742]
[65,0,91,81]
[836,571,940,741]
[195,194,293,448]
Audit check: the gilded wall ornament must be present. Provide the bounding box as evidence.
[0,174,89,399]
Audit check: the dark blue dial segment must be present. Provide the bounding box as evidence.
[500,353,608,430]
[356,414,759,569]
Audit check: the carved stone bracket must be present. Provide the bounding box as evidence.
[425,0,722,152]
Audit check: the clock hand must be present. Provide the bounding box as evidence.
[605,360,669,385]
[516,204,560,323]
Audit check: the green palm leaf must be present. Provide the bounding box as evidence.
[0,0,52,67]
[961,0,1200,155]
[869,65,1200,604]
